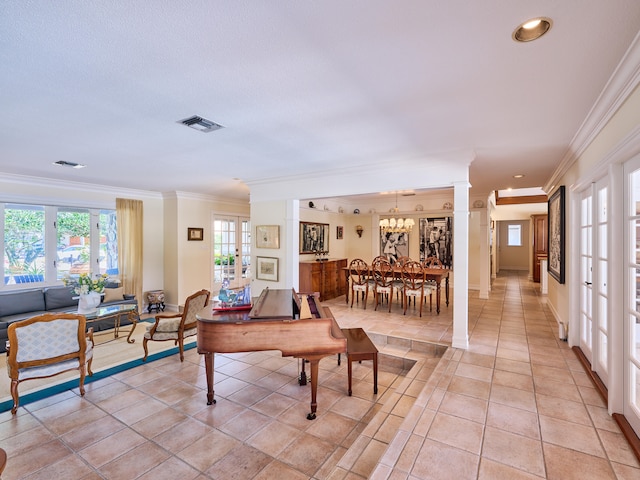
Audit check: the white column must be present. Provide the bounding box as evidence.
[285,199,300,290]
[452,181,470,349]
[479,207,490,300]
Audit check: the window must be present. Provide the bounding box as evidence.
[2,203,118,287]
[507,224,522,246]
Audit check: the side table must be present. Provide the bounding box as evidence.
[146,290,165,313]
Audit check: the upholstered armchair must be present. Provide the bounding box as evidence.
[142,289,210,362]
[7,313,94,414]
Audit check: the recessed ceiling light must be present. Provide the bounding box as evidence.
[512,17,552,42]
[178,115,224,133]
[52,160,86,169]
[513,174,525,178]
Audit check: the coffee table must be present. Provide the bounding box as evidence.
[80,304,139,343]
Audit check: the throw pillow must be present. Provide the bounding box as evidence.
[103,287,124,303]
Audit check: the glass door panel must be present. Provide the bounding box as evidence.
[579,192,593,361]
[212,216,250,291]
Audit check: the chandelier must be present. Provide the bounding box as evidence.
[379,192,415,234]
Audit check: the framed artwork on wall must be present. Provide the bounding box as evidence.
[256,256,279,282]
[418,217,452,267]
[187,227,203,241]
[548,185,565,284]
[300,222,329,253]
[336,226,344,240]
[256,225,280,249]
[380,231,409,266]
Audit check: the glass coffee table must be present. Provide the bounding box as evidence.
[80,304,139,343]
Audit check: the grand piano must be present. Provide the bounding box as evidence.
[196,288,347,420]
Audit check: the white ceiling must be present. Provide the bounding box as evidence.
[1,1,640,202]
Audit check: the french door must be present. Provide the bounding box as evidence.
[212,216,251,291]
[578,177,609,386]
[624,155,640,433]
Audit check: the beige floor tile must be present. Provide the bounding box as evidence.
[481,426,545,477]
[439,391,488,424]
[490,384,537,412]
[478,457,545,480]
[543,442,616,480]
[535,393,592,426]
[427,412,484,454]
[411,438,480,479]
[539,415,605,458]
[486,402,540,440]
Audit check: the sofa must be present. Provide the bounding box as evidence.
[0,284,138,353]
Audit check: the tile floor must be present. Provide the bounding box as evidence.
[1,271,639,479]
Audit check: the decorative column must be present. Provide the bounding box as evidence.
[479,206,490,300]
[452,181,470,349]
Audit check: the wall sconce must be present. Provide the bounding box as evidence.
[356,225,363,237]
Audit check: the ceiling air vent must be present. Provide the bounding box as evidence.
[178,115,224,133]
[52,160,86,169]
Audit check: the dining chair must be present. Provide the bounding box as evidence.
[396,256,412,267]
[423,256,444,291]
[372,258,401,312]
[401,260,433,316]
[348,258,370,309]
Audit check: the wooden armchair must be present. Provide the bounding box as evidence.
[143,289,210,362]
[401,261,433,317]
[372,258,401,312]
[7,313,94,415]
[349,258,371,309]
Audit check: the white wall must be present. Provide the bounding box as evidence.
[497,220,530,271]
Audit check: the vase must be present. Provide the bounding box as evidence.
[78,291,101,313]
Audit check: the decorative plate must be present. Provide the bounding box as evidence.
[353,208,360,214]
[442,202,453,210]
[415,204,423,211]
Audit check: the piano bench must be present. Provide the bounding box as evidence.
[338,327,378,396]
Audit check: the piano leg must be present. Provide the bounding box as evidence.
[204,352,217,405]
[299,359,308,385]
[307,359,320,420]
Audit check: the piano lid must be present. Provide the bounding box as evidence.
[248,288,294,319]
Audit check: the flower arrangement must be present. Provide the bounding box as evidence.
[63,273,109,295]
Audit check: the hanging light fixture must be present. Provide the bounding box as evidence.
[379,192,415,234]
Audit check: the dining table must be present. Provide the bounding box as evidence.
[343,265,450,314]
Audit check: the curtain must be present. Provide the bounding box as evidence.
[116,198,143,312]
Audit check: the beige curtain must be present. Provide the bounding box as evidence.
[116,198,143,312]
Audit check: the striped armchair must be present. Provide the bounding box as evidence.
[7,313,94,414]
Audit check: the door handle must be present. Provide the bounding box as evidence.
[584,281,592,286]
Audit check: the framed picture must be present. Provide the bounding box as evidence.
[418,217,453,268]
[300,222,329,253]
[548,185,565,284]
[187,227,203,241]
[256,225,280,249]
[380,231,409,266]
[256,256,278,281]
[336,226,344,240]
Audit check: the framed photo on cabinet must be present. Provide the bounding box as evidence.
[256,225,279,249]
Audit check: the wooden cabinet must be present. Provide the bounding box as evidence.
[299,258,347,301]
[532,214,548,283]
